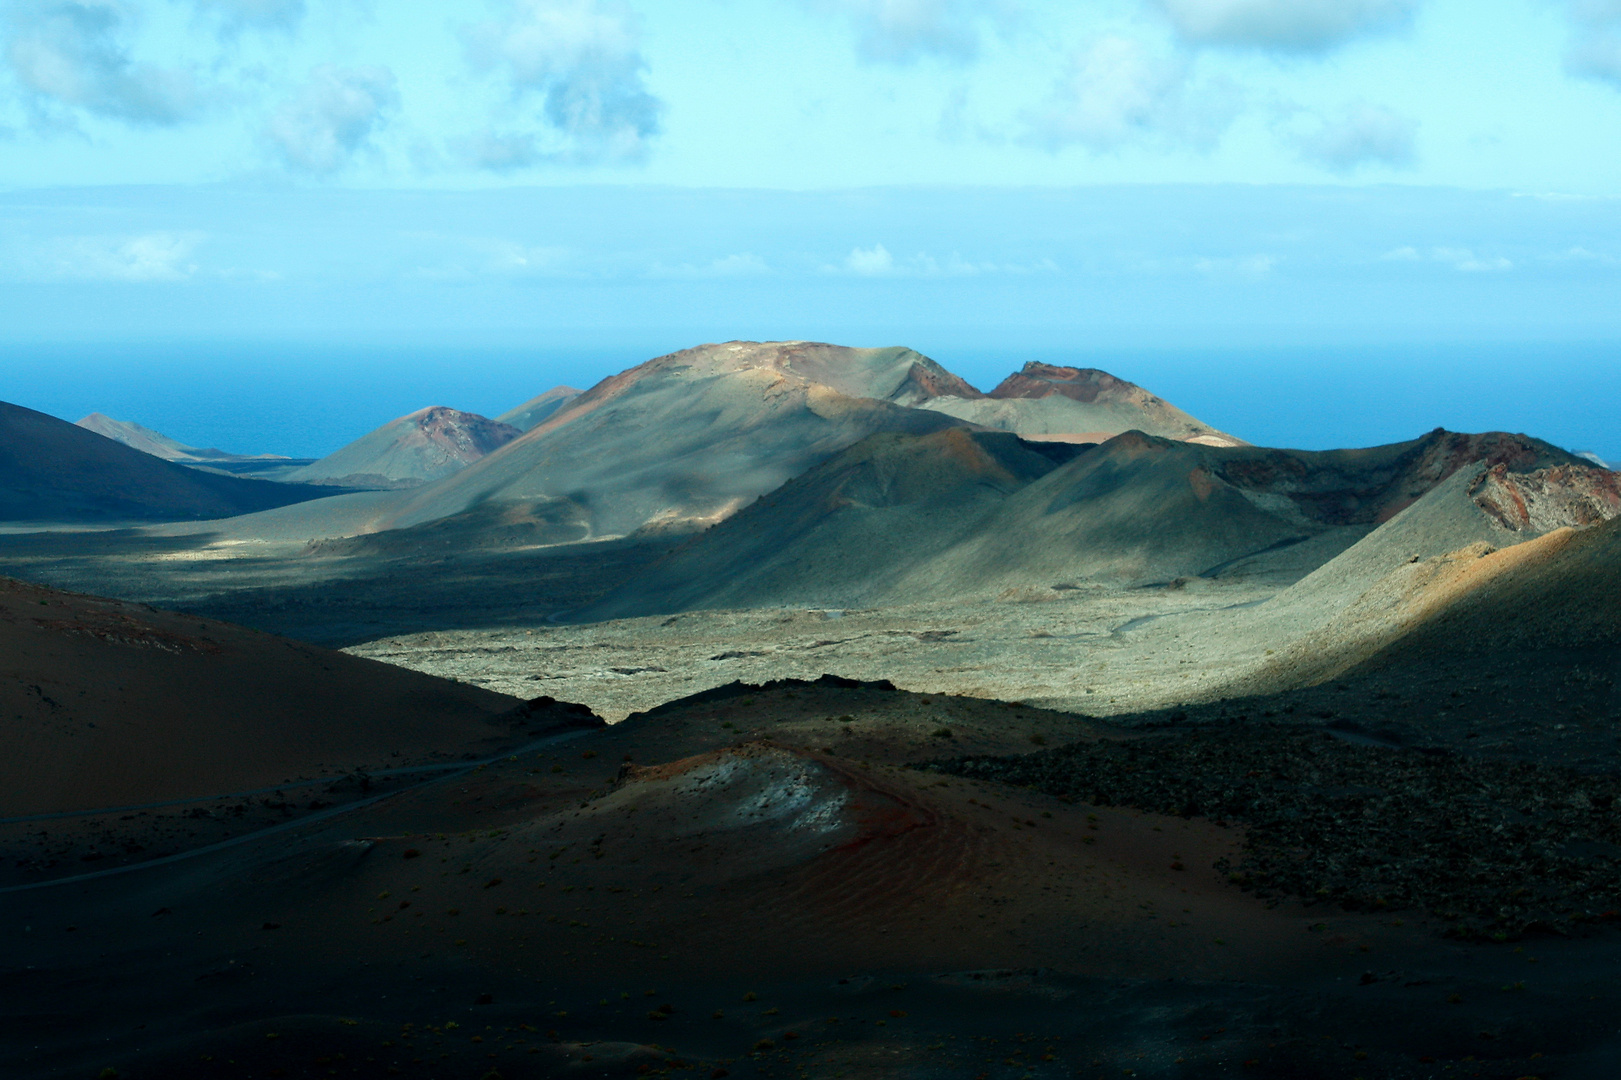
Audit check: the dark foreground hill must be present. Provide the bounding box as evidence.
[581,426,1602,619]
[0,401,343,522]
[0,576,599,815]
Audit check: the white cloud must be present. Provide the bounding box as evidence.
[1291,102,1417,173]
[7,231,205,282]
[266,64,398,175]
[1381,246,1512,272]
[810,0,1012,64]
[2,1,204,127]
[463,0,662,167]
[1024,36,1240,152]
[1563,1,1621,87]
[1153,0,1417,52]
[834,244,1057,276]
[845,243,896,275]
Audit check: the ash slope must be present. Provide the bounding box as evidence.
[583,426,1591,619]
[74,413,291,464]
[920,362,1243,446]
[1,401,340,523]
[494,385,582,431]
[285,406,522,489]
[0,576,563,816]
[378,341,976,538]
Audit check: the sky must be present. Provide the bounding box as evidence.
[0,0,1618,458]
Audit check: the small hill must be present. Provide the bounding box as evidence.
[0,401,341,523]
[917,362,1244,446]
[0,576,602,815]
[496,386,582,431]
[583,427,1592,618]
[284,406,522,489]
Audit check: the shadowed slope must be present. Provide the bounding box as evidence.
[1,401,341,522]
[580,428,1078,618]
[585,427,1591,618]
[285,407,522,488]
[0,576,565,815]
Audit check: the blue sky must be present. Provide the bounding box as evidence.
[0,1,1618,458]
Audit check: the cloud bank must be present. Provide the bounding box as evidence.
[1564,0,1621,87]
[1153,0,1418,52]
[1025,36,1239,152]
[463,0,662,167]
[2,1,204,127]
[1292,102,1417,172]
[266,64,398,174]
[812,0,1010,63]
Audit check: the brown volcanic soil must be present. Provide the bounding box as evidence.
[0,401,341,523]
[7,674,1621,1080]
[0,576,549,816]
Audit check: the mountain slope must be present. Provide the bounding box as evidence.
[496,386,582,431]
[74,413,292,464]
[0,401,341,523]
[284,406,522,488]
[584,427,1593,618]
[376,341,975,539]
[582,428,1079,618]
[0,576,590,815]
[918,362,1244,446]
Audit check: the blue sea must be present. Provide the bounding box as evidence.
[4,339,1618,465]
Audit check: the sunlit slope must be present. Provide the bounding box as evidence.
[919,362,1244,446]
[285,406,521,488]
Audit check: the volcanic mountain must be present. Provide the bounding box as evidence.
[0,576,601,816]
[582,427,1600,618]
[367,341,976,539]
[495,385,582,431]
[0,401,341,523]
[284,406,522,489]
[916,362,1243,446]
[150,342,1236,545]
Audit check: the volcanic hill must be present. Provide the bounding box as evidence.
[285,406,522,489]
[917,362,1243,446]
[1,401,340,523]
[0,576,597,816]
